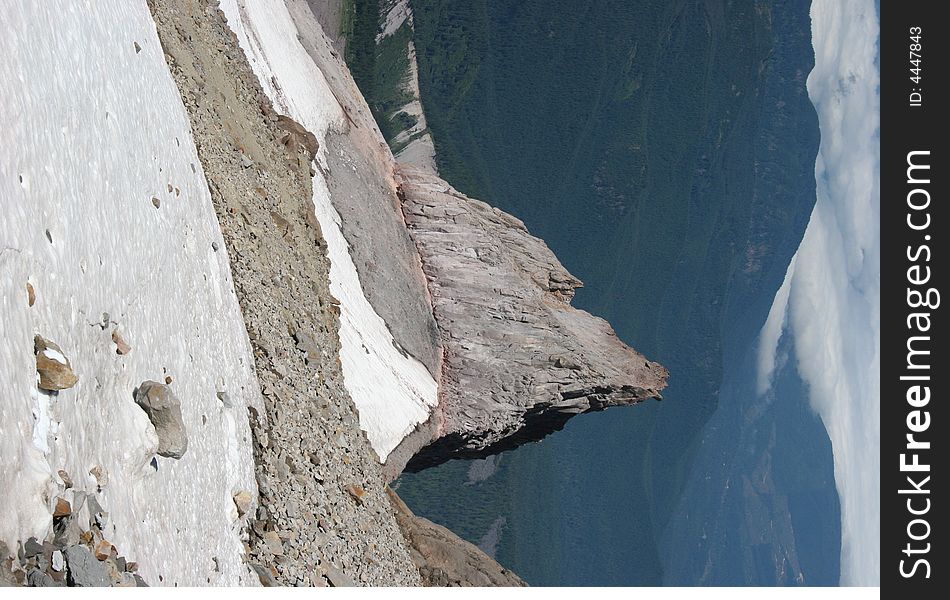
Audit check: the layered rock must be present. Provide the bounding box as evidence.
[392,166,669,473]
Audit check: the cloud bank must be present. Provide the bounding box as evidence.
[756,0,880,586]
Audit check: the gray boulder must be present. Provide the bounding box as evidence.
[27,569,59,587]
[134,381,188,459]
[64,545,109,587]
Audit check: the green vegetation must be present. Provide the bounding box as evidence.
[339,0,356,47]
[345,2,419,148]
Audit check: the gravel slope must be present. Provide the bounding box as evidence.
[148,0,420,586]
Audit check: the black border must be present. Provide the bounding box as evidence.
[882,2,944,591]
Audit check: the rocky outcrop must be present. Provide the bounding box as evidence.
[392,166,669,472]
[386,488,525,587]
[319,128,442,378]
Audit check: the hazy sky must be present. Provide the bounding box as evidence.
[756,0,880,586]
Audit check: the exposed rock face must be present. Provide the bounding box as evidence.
[275,114,319,162]
[320,129,442,378]
[133,381,188,459]
[283,0,665,480]
[393,166,668,472]
[386,488,526,587]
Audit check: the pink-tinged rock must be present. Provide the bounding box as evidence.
[112,329,132,355]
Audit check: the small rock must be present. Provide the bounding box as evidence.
[94,540,113,561]
[89,466,109,490]
[263,531,283,556]
[133,41,141,53]
[553,355,582,370]
[344,484,365,506]
[321,562,353,587]
[212,240,219,252]
[26,282,35,306]
[52,513,82,547]
[240,154,253,169]
[80,494,102,528]
[134,381,188,459]
[49,568,66,584]
[34,336,78,391]
[233,490,253,518]
[27,568,57,587]
[164,375,173,385]
[133,574,148,587]
[250,563,276,587]
[166,183,173,193]
[104,558,122,584]
[58,469,73,489]
[51,550,64,572]
[64,545,109,587]
[36,552,51,573]
[23,537,44,558]
[112,330,131,355]
[52,498,71,518]
[276,115,319,161]
[293,331,320,363]
[152,197,161,208]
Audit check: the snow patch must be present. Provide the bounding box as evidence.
[377,0,412,43]
[1,1,260,585]
[41,348,68,365]
[218,1,439,462]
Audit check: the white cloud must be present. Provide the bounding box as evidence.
[756,255,796,396]
[756,0,880,586]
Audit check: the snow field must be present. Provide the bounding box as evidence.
[1,1,261,585]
